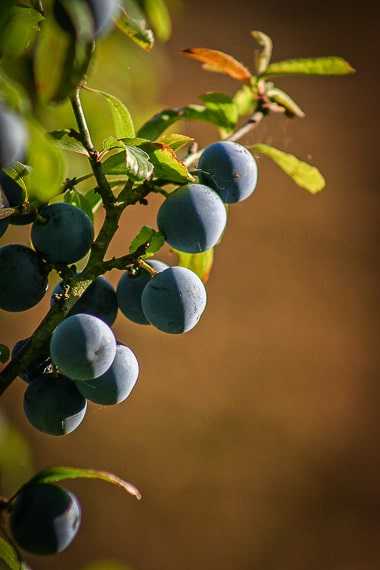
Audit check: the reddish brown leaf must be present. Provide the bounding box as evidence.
[180,48,252,82]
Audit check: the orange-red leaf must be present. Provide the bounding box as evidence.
[180,48,252,82]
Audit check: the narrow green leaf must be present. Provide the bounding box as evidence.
[115,11,154,51]
[0,344,10,363]
[253,143,326,193]
[3,162,29,194]
[0,537,20,570]
[265,86,305,117]
[252,30,273,75]
[174,248,214,283]
[27,120,66,202]
[85,88,135,139]
[129,225,165,257]
[262,56,355,77]
[233,84,256,116]
[13,466,141,501]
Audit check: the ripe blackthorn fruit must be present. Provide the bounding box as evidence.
[31,202,94,264]
[117,259,169,325]
[9,483,81,555]
[157,183,227,253]
[23,372,87,435]
[49,313,117,380]
[141,266,207,334]
[0,244,48,311]
[75,343,139,405]
[198,141,258,203]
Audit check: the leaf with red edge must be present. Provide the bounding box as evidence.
[180,48,252,82]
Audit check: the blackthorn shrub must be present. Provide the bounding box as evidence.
[198,141,258,203]
[9,482,81,555]
[117,259,169,325]
[31,202,94,264]
[0,244,48,311]
[49,313,117,381]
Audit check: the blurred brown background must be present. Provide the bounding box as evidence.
[1,0,380,569]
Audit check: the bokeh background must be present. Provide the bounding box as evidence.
[1,0,379,569]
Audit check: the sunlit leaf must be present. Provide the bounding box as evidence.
[252,30,273,75]
[27,120,66,202]
[0,537,20,570]
[262,56,355,77]
[85,88,135,139]
[140,0,172,41]
[265,86,305,117]
[34,11,94,103]
[233,84,257,116]
[0,344,10,363]
[174,248,214,283]
[156,133,193,152]
[115,10,154,50]
[11,466,141,501]
[198,92,239,136]
[180,47,252,82]
[3,162,29,194]
[102,146,153,181]
[129,225,165,257]
[253,143,326,193]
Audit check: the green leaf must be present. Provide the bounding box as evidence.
[85,88,135,139]
[11,5,44,31]
[102,145,153,181]
[0,6,42,57]
[139,0,172,42]
[12,466,141,501]
[63,189,102,222]
[252,30,273,75]
[233,84,256,117]
[0,344,10,363]
[0,69,30,114]
[27,120,66,202]
[102,139,193,184]
[3,162,29,194]
[137,109,182,140]
[115,10,154,51]
[156,133,193,152]
[129,225,165,257]
[0,537,21,570]
[253,143,326,193]
[265,86,305,118]
[50,130,88,154]
[174,248,214,283]
[262,56,355,77]
[34,11,93,103]
[198,92,239,136]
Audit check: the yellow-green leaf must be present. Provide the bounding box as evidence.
[253,143,325,193]
[85,88,135,139]
[27,120,66,202]
[262,56,355,77]
[0,537,21,570]
[252,30,273,75]
[174,248,214,283]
